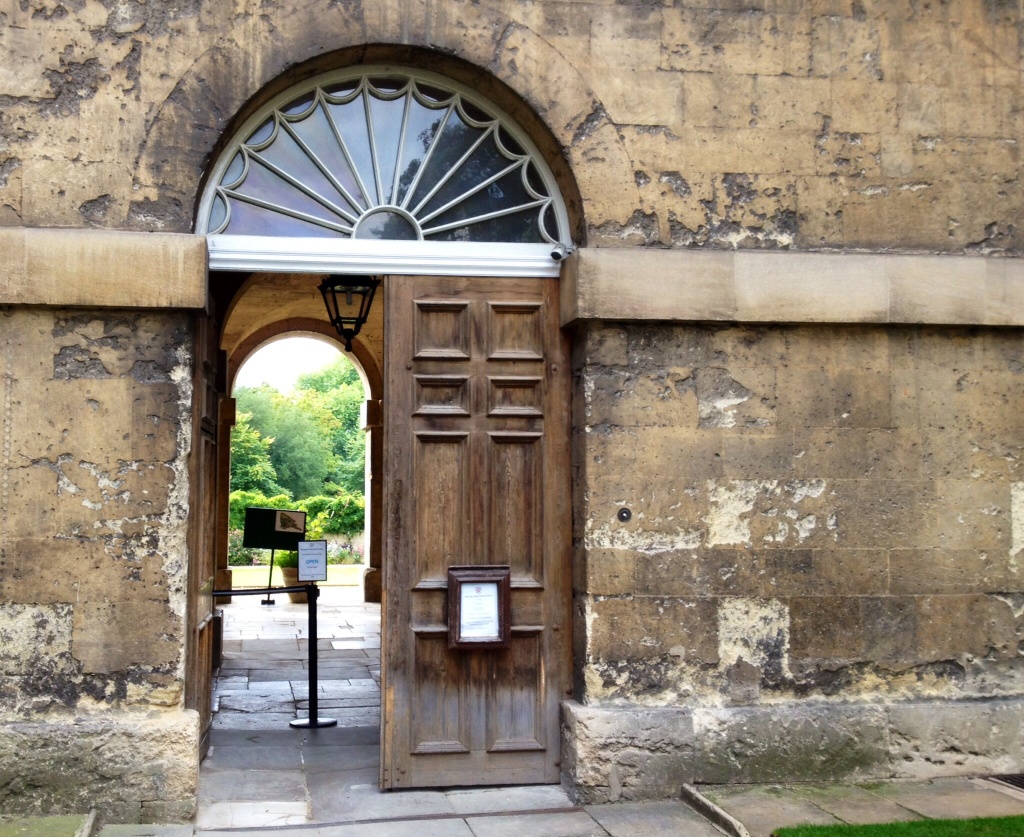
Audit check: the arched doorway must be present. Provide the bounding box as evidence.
[195,64,575,789]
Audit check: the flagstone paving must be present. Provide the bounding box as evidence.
[191,586,723,836]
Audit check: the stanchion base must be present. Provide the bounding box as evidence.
[289,717,337,729]
[261,599,275,606]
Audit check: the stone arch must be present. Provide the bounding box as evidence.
[228,318,381,404]
[130,1,636,241]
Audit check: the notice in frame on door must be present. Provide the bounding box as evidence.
[447,565,511,650]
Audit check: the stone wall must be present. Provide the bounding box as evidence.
[0,307,199,820]
[0,1,1020,254]
[566,320,1024,799]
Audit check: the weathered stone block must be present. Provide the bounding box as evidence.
[694,703,891,784]
[0,603,75,678]
[586,548,639,597]
[561,701,695,803]
[0,711,199,822]
[589,596,719,664]
[887,699,1024,778]
[72,599,181,674]
[890,549,1021,595]
[789,596,863,662]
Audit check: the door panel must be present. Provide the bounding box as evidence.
[382,275,571,788]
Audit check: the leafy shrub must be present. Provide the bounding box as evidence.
[227,530,263,566]
[327,543,363,565]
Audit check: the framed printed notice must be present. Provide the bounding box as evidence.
[448,565,511,650]
[297,540,328,582]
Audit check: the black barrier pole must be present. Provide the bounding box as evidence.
[289,583,337,729]
[211,583,335,730]
[261,549,276,605]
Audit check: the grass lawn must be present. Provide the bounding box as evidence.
[228,564,363,588]
[775,816,1024,836]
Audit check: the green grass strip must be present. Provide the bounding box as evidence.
[774,815,1024,837]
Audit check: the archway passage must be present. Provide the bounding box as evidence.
[195,62,575,790]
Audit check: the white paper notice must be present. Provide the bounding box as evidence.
[460,582,500,639]
[297,540,328,582]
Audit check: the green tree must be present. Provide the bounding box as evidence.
[229,412,286,496]
[234,385,339,500]
[294,356,367,496]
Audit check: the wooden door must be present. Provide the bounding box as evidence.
[186,314,221,757]
[381,275,571,788]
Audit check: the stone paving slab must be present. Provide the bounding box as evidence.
[201,819,475,837]
[0,816,90,837]
[217,694,297,712]
[791,784,922,824]
[310,787,459,823]
[202,743,304,770]
[300,742,380,774]
[868,777,1024,819]
[196,800,308,830]
[465,810,605,837]
[198,766,307,803]
[211,711,297,729]
[446,785,575,815]
[100,826,193,837]
[586,800,724,837]
[703,785,842,836]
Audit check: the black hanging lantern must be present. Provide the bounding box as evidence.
[318,274,380,352]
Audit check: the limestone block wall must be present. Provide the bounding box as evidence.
[0,306,199,821]
[566,321,1024,799]
[0,1,1020,255]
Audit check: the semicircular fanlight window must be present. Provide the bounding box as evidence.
[203,73,562,245]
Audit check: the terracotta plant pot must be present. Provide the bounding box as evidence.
[279,566,307,603]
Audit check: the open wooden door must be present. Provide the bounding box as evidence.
[185,314,222,758]
[381,275,571,788]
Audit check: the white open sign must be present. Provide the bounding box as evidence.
[297,540,328,582]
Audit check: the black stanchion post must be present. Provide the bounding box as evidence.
[290,583,336,729]
[261,549,276,606]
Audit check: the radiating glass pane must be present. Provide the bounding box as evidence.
[395,99,447,206]
[255,129,353,218]
[541,203,558,242]
[408,112,486,212]
[354,210,419,240]
[369,76,405,95]
[248,117,276,146]
[237,161,349,228]
[424,169,539,238]
[209,194,228,233]
[425,207,541,243]
[525,161,548,199]
[224,197,343,237]
[287,104,366,210]
[416,83,452,105]
[496,125,524,157]
[323,79,360,99]
[327,94,376,204]
[419,140,513,220]
[222,152,246,188]
[368,93,406,204]
[282,90,316,117]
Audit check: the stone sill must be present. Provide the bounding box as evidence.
[0,228,207,310]
[561,248,1024,328]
